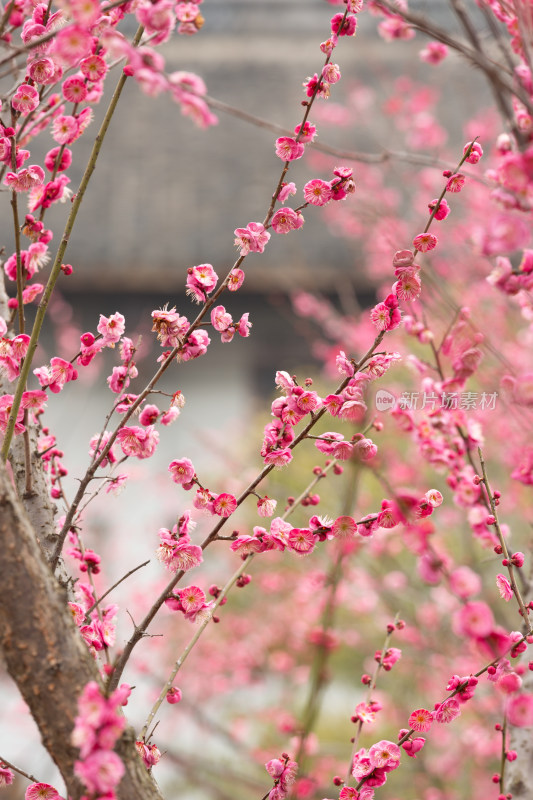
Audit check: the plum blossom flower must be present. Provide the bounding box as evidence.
[507,693,533,727]
[394,271,422,301]
[80,53,108,81]
[448,566,481,599]
[275,136,305,161]
[496,574,513,601]
[265,757,297,800]
[446,173,466,192]
[454,600,494,638]
[135,740,161,768]
[368,740,401,769]
[332,515,357,537]
[277,182,297,202]
[178,329,211,361]
[400,734,426,758]
[227,267,245,291]
[74,749,125,794]
[264,447,293,467]
[353,702,379,724]
[303,72,330,98]
[464,141,483,163]
[413,232,438,252]
[331,12,357,36]
[428,197,450,220]
[446,674,478,703]
[271,207,305,234]
[62,75,88,103]
[12,83,40,114]
[434,698,461,723]
[156,528,203,572]
[186,263,218,302]
[169,457,196,485]
[257,496,277,516]
[25,783,62,799]
[167,687,182,704]
[322,63,341,83]
[234,222,270,256]
[375,647,401,671]
[97,312,125,346]
[51,24,93,65]
[354,437,377,460]
[213,493,237,517]
[379,15,414,41]
[4,165,45,192]
[34,357,78,393]
[303,178,333,206]
[0,765,14,788]
[51,115,79,145]
[151,306,189,347]
[294,121,317,142]
[370,294,401,331]
[419,41,448,64]
[287,528,317,554]
[28,57,57,84]
[408,708,433,732]
[116,425,159,459]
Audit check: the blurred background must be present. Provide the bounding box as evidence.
[2,2,518,799]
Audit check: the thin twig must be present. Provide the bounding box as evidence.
[84,560,150,617]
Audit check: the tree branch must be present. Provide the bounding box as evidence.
[0,463,164,800]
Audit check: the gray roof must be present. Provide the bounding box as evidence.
[32,0,488,293]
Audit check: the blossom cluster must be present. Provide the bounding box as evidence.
[71,681,131,798]
[68,582,118,656]
[366,141,482,333]
[155,514,203,573]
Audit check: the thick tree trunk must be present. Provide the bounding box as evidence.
[0,463,164,800]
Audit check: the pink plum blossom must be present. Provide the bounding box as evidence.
[496,574,513,601]
[303,178,333,206]
[166,687,182,704]
[213,493,237,517]
[227,268,245,291]
[12,83,40,114]
[186,263,218,303]
[271,207,305,234]
[419,41,448,64]
[413,232,438,252]
[277,182,297,202]
[169,458,196,485]
[257,496,277,516]
[331,12,357,36]
[368,740,401,769]
[449,566,481,599]
[444,173,466,195]
[454,601,494,638]
[0,766,14,788]
[25,784,62,799]
[234,222,270,255]
[408,708,433,732]
[4,165,45,192]
[434,698,461,723]
[464,141,483,163]
[275,137,305,161]
[97,312,125,346]
[116,425,159,459]
[507,694,533,727]
[74,749,125,794]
